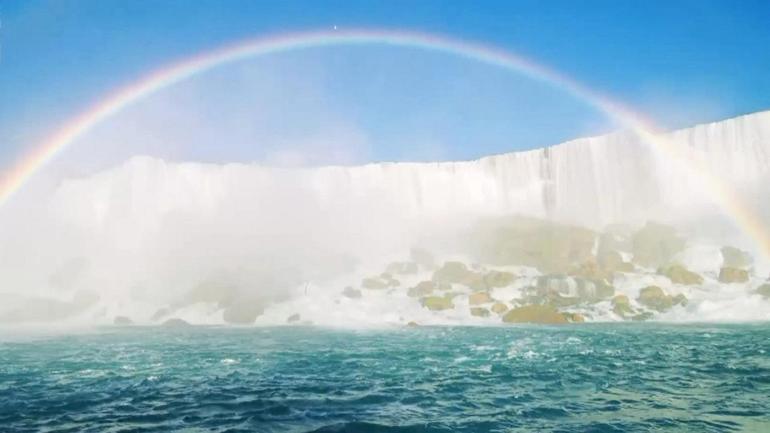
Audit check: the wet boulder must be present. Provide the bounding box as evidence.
[420,296,454,311]
[470,307,490,317]
[113,316,133,325]
[575,278,615,302]
[502,304,568,324]
[562,312,585,323]
[637,286,686,312]
[490,302,508,315]
[483,270,516,288]
[570,260,612,283]
[718,267,749,283]
[611,295,634,318]
[362,273,399,289]
[721,246,753,269]
[408,280,449,297]
[385,262,419,275]
[658,265,703,285]
[161,318,191,327]
[470,216,596,274]
[432,261,473,284]
[631,222,685,268]
[223,302,263,324]
[287,313,300,323]
[468,291,493,305]
[342,286,362,299]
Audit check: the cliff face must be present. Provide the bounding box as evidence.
[52,110,770,233]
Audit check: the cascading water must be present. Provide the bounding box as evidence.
[1,110,769,326]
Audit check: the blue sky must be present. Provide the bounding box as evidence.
[1,0,769,168]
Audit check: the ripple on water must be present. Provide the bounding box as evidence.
[0,325,769,432]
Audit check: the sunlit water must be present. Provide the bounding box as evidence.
[1,324,769,432]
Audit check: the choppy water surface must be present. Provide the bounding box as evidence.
[1,324,769,432]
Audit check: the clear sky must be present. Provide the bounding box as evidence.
[1,0,769,168]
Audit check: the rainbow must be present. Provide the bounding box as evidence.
[2,28,768,257]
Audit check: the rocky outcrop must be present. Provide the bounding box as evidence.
[161,318,190,327]
[223,302,263,324]
[113,316,133,325]
[756,284,770,299]
[721,246,752,269]
[468,292,493,305]
[490,302,508,314]
[287,313,300,323]
[632,222,685,268]
[470,216,596,274]
[432,262,473,284]
[658,265,703,285]
[719,267,749,283]
[483,270,516,288]
[362,273,400,289]
[637,286,687,312]
[342,286,362,299]
[502,304,568,324]
[385,262,419,275]
[611,295,633,318]
[470,307,490,317]
[420,296,454,311]
[562,312,585,323]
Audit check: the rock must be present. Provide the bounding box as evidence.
[463,272,488,291]
[536,275,573,295]
[631,312,655,321]
[342,286,362,299]
[597,249,624,271]
[721,246,752,269]
[502,304,568,324]
[575,278,615,301]
[637,286,686,312]
[756,284,770,298]
[470,216,596,273]
[420,296,454,311]
[432,261,472,284]
[490,302,508,314]
[410,247,436,269]
[380,273,401,287]
[637,286,671,311]
[562,312,585,323]
[431,261,489,290]
[468,291,493,305]
[406,321,420,327]
[597,247,634,272]
[570,260,612,282]
[611,295,634,318]
[719,267,749,283]
[223,303,263,324]
[598,230,632,255]
[483,270,516,288]
[287,313,300,323]
[470,307,490,317]
[113,316,133,325]
[362,276,390,290]
[161,318,190,327]
[658,265,704,285]
[672,293,688,307]
[408,281,435,297]
[385,262,419,275]
[631,222,685,268]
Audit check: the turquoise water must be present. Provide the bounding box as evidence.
[1,325,769,432]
